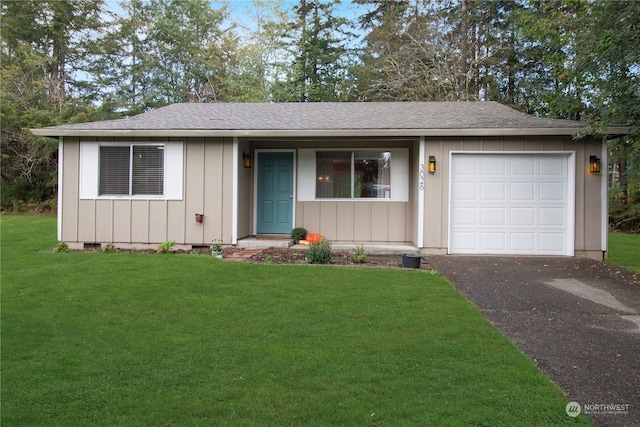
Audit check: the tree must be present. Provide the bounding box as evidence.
[272,0,353,102]
[226,0,291,102]
[96,0,155,115]
[144,0,232,104]
[354,0,464,101]
[580,0,640,209]
[351,0,409,100]
[1,0,113,207]
[516,0,591,120]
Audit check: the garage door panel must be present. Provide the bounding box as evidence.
[540,157,566,175]
[452,181,477,200]
[451,232,478,250]
[482,182,506,200]
[510,207,534,226]
[511,157,535,175]
[510,182,535,200]
[540,233,565,251]
[510,233,535,251]
[481,232,506,251]
[540,207,565,226]
[481,207,505,225]
[540,182,564,200]
[450,153,573,256]
[482,157,507,175]
[455,156,478,175]
[451,206,477,225]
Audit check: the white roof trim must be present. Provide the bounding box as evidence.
[31,126,618,138]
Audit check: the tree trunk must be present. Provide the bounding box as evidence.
[50,3,68,114]
[458,0,468,100]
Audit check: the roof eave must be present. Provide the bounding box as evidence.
[31,127,596,139]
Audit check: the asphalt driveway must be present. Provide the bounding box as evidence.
[427,255,640,427]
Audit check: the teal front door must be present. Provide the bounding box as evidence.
[257,152,293,234]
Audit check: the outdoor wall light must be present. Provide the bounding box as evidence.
[195,213,204,223]
[589,155,601,173]
[243,152,252,168]
[428,156,436,173]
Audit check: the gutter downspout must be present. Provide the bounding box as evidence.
[57,137,63,242]
[601,136,608,256]
[417,136,425,248]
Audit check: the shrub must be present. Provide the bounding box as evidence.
[610,203,640,233]
[56,242,69,253]
[609,190,640,233]
[351,245,366,263]
[291,227,307,242]
[102,243,117,253]
[157,240,175,254]
[307,239,332,264]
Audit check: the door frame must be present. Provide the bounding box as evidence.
[253,149,297,235]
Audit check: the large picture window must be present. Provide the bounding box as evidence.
[99,145,164,196]
[316,151,391,199]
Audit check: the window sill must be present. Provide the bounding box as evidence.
[81,196,170,200]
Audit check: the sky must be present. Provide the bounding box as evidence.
[103,0,368,45]
[222,0,366,38]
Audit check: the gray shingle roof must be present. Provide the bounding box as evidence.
[32,101,593,138]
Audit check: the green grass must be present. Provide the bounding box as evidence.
[1,215,592,426]
[607,232,640,272]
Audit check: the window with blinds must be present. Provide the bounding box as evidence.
[99,145,164,196]
[132,146,164,195]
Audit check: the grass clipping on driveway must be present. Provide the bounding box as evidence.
[1,216,591,426]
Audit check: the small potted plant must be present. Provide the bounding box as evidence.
[211,239,223,258]
[402,252,421,268]
[291,227,307,244]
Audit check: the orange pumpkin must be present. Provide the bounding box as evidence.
[306,233,323,244]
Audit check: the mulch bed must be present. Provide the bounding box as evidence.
[79,245,432,270]
[228,247,433,270]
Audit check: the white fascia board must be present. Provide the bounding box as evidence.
[31,127,597,139]
[417,137,425,248]
[232,137,239,245]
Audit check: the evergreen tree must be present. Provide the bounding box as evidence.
[0,0,113,207]
[272,0,353,102]
[145,0,231,104]
[352,0,409,100]
[226,0,291,102]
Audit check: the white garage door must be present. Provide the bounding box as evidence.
[449,153,574,255]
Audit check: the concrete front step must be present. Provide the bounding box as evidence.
[329,243,419,255]
[237,237,419,255]
[237,237,293,249]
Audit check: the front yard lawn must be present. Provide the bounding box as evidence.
[607,232,640,272]
[1,215,591,426]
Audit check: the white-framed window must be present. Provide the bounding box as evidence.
[79,141,183,200]
[99,145,164,196]
[316,151,391,199]
[298,148,409,202]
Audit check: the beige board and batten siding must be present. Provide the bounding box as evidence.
[64,137,238,247]
[421,135,604,259]
[295,201,411,242]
